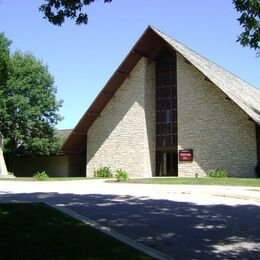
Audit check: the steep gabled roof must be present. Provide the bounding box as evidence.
[152,27,260,124]
[60,26,260,154]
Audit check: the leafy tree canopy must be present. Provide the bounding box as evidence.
[0,33,63,168]
[39,0,112,26]
[233,0,260,54]
[0,33,11,87]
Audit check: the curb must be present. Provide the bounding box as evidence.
[46,202,174,260]
[213,193,260,203]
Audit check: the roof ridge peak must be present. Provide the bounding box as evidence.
[151,26,259,91]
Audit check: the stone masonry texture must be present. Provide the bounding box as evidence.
[86,54,257,178]
[87,58,155,177]
[177,54,257,177]
[0,133,8,176]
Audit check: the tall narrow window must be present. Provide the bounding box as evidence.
[155,49,178,176]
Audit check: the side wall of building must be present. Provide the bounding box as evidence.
[13,154,86,177]
[177,54,257,177]
[87,58,155,177]
[86,52,257,178]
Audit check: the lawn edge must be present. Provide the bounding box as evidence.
[45,202,173,260]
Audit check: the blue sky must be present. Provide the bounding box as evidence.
[0,0,259,129]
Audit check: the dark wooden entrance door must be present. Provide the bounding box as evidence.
[156,152,178,176]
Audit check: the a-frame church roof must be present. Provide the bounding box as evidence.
[60,26,260,154]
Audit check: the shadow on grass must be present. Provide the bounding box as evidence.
[0,192,259,259]
[0,203,151,260]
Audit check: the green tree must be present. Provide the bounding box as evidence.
[233,0,260,54]
[0,33,11,88]
[39,0,112,26]
[0,34,62,169]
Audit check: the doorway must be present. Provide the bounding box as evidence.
[156,152,178,176]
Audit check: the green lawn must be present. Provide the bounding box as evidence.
[2,176,260,187]
[123,177,260,187]
[0,203,151,260]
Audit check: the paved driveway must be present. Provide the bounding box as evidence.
[0,180,259,259]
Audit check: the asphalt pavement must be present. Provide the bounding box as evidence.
[0,179,259,259]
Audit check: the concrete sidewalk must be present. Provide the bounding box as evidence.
[0,179,259,204]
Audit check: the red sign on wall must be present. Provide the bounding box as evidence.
[179,149,193,161]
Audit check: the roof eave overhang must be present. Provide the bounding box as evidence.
[59,26,167,154]
[60,26,260,154]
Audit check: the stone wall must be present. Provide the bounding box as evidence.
[13,154,86,177]
[87,58,155,177]
[144,61,156,176]
[0,133,8,176]
[177,54,257,177]
[86,53,257,178]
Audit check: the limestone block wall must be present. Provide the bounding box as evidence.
[177,54,257,177]
[0,133,8,176]
[144,61,156,177]
[87,58,155,177]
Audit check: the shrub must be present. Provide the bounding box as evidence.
[207,168,228,178]
[115,169,129,182]
[33,171,49,181]
[94,167,112,178]
[255,161,260,178]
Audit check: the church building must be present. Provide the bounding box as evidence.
[60,26,260,178]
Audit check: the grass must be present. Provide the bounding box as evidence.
[0,203,151,260]
[123,177,260,187]
[2,176,259,187]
